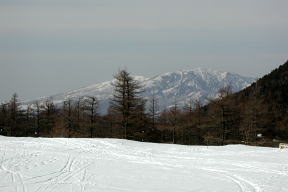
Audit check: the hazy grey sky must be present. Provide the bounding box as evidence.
[0,0,287,101]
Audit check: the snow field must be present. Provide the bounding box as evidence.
[0,136,287,192]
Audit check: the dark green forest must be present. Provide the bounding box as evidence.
[1,61,287,147]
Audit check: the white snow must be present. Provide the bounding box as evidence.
[1,136,287,192]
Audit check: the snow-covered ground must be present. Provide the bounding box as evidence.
[0,136,287,192]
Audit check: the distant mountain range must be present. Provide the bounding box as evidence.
[22,68,255,114]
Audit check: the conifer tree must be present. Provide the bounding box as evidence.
[110,70,144,139]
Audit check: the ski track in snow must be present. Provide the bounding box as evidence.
[0,136,287,192]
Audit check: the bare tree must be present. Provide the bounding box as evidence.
[218,85,233,99]
[184,98,194,145]
[148,89,159,130]
[110,70,144,139]
[9,93,19,136]
[64,99,73,137]
[25,104,32,137]
[34,101,41,136]
[42,98,56,136]
[83,96,99,138]
[76,98,82,128]
[0,102,9,135]
[210,86,234,145]
[170,98,178,144]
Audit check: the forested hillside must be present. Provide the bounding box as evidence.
[237,61,288,139]
[205,60,288,144]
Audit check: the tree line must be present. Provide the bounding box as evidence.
[0,69,287,146]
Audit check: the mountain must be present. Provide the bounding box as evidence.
[142,68,254,108]
[22,68,255,113]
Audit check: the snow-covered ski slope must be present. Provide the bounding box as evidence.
[0,136,287,192]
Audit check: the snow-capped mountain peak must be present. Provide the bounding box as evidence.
[22,68,255,113]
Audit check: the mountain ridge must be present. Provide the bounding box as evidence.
[22,68,255,113]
